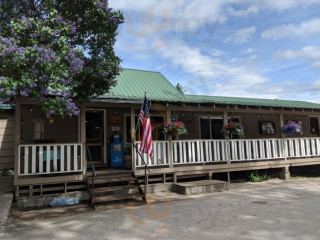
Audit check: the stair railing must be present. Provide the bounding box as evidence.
[86,144,96,203]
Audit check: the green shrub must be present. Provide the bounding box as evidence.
[249,171,269,182]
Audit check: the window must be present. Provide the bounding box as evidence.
[200,117,224,139]
[32,119,44,141]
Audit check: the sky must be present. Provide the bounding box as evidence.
[109,0,320,103]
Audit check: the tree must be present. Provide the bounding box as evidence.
[175,83,185,94]
[0,0,124,117]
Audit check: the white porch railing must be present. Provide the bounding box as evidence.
[18,143,83,176]
[230,139,284,161]
[134,141,170,168]
[172,140,228,164]
[285,138,320,158]
[133,137,320,169]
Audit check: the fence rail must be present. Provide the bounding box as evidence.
[133,137,320,169]
[133,141,170,168]
[18,143,83,176]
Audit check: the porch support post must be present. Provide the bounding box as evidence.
[14,98,21,185]
[130,107,136,141]
[80,105,86,176]
[223,111,228,125]
[166,109,174,168]
[280,166,290,180]
[166,109,171,123]
[130,107,136,171]
[279,113,290,180]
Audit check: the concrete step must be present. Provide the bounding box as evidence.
[92,192,144,203]
[172,180,229,195]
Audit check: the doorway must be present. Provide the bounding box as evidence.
[309,117,319,137]
[86,110,106,164]
[200,117,224,139]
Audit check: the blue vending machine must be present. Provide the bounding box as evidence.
[110,134,124,167]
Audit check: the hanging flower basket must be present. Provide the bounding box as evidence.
[164,121,188,136]
[221,122,245,139]
[281,121,303,136]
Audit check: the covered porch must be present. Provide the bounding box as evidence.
[13,96,320,197]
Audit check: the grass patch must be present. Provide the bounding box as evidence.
[248,171,269,182]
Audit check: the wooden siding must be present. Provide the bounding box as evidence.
[21,105,78,144]
[0,110,15,169]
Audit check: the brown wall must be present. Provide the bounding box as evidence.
[21,105,78,144]
[0,110,15,169]
[175,110,315,140]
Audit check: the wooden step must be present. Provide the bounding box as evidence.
[87,169,133,177]
[87,164,108,169]
[87,176,136,185]
[92,192,144,203]
[91,184,140,194]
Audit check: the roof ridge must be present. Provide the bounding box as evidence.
[121,68,161,74]
[185,94,319,104]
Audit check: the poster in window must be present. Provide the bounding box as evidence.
[259,121,276,135]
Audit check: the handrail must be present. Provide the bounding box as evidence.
[86,144,96,202]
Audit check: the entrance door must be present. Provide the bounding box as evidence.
[200,117,224,139]
[310,117,319,137]
[86,110,105,163]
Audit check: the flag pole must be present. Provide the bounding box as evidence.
[135,92,146,134]
[131,92,151,174]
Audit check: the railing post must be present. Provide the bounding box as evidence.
[168,136,173,168]
[132,142,136,171]
[226,139,231,165]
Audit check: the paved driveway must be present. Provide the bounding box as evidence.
[2,179,320,240]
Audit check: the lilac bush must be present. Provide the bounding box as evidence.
[0,0,124,117]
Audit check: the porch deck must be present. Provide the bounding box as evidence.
[133,138,320,182]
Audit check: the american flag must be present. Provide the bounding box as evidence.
[139,95,153,158]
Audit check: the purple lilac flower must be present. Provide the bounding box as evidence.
[20,91,29,97]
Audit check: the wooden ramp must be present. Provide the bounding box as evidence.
[86,166,147,208]
[172,180,229,195]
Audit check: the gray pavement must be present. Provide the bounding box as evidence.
[2,179,320,240]
[0,176,13,233]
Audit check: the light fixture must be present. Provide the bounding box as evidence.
[30,106,33,112]
[49,117,54,124]
[94,108,97,113]
[21,118,24,125]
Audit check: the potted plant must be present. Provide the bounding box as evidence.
[221,122,245,139]
[164,121,187,140]
[281,121,303,137]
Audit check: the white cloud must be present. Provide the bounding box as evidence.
[275,46,320,69]
[242,48,256,54]
[210,49,226,57]
[225,26,256,44]
[261,18,320,40]
[156,40,283,98]
[227,5,259,16]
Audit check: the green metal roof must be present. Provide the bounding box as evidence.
[96,68,320,110]
[185,95,320,109]
[98,68,185,102]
